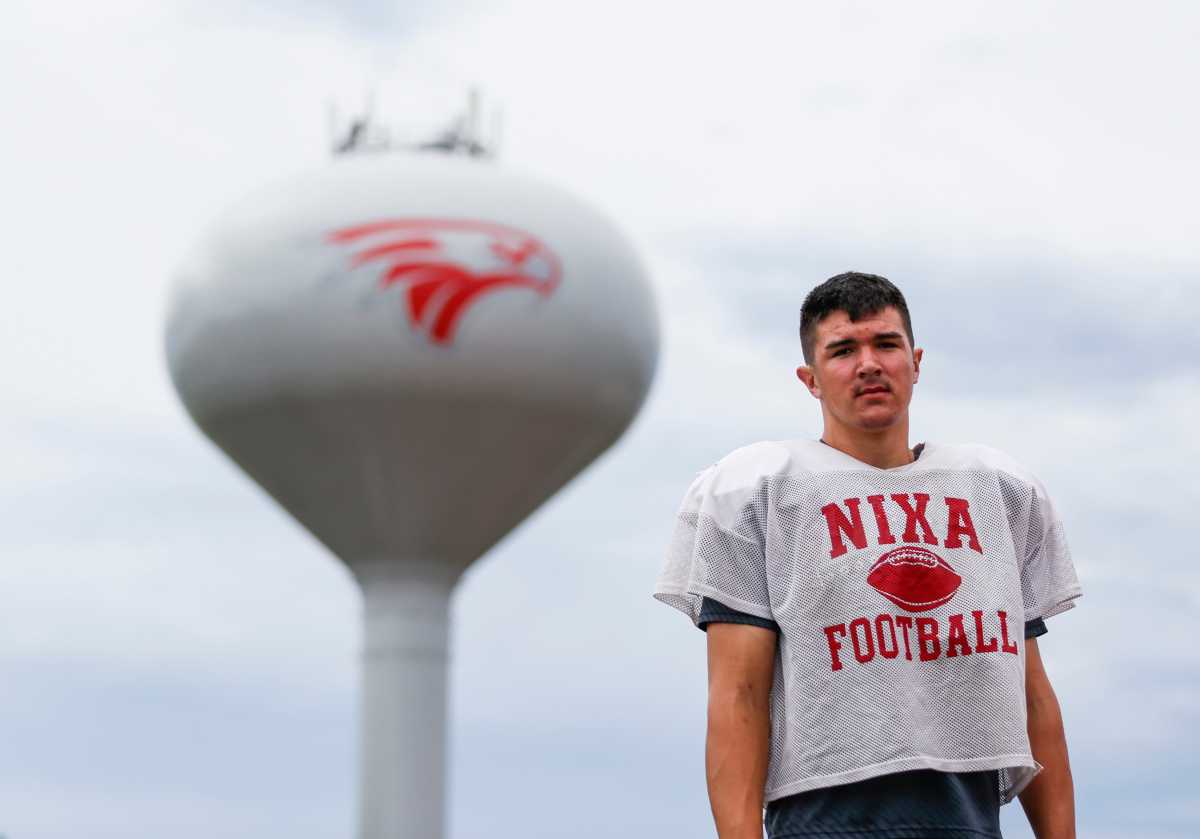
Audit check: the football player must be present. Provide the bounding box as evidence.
[655,272,1080,839]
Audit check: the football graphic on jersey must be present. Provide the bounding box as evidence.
[866,546,962,612]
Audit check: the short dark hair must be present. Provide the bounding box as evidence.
[799,272,914,364]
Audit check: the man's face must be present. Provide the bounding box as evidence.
[796,306,922,434]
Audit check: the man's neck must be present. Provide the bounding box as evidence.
[820,422,913,469]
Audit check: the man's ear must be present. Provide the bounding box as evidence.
[796,365,821,398]
[912,347,923,383]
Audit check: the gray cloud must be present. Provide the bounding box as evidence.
[665,228,1199,397]
[0,656,353,839]
[451,721,710,839]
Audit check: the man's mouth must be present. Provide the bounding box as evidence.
[857,385,890,397]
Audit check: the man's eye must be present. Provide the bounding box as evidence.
[832,348,852,357]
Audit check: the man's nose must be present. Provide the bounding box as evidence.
[857,348,881,375]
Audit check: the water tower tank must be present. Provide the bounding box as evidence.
[165,149,658,839]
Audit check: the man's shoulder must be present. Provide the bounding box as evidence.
[692,440,1050,490]
[706,438,826,485]
[931,442,1041,483]
[678,440,817,513]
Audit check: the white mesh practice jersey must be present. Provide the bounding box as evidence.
[654,440,1081,804]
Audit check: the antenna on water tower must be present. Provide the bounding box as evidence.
[333,87,496,158]
[165,91,657,839]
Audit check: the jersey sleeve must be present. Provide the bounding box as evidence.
[1023,479,1081,620]
[998,466,1082,622]
[698,596,782,632]
[653,463,773,626]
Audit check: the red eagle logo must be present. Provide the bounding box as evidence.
[328,218,562,345]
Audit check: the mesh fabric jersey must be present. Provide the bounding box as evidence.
[654,439,1081,804]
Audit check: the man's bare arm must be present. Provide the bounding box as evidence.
[706,622,777,839]
[1019,636,1076,838]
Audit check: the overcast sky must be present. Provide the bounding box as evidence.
[3,2,1198,837]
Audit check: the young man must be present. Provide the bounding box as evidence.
[654,272,1080,838]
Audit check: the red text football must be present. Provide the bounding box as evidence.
[866,545,961,612]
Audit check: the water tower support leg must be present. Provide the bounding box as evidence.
[355,561,457,839]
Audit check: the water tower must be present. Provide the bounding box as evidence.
[165,101,658,839]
